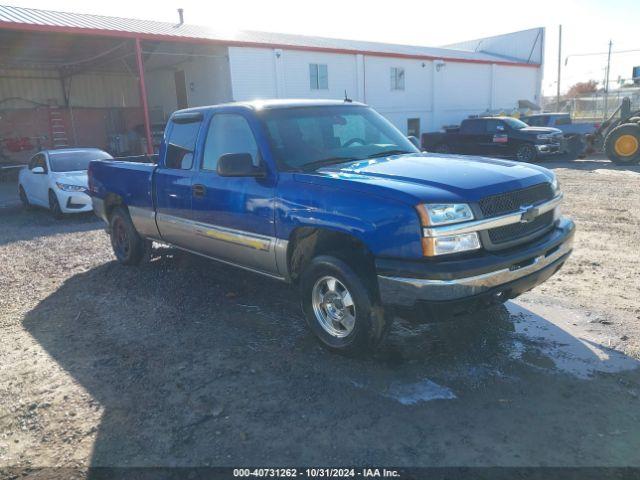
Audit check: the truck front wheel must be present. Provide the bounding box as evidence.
[109,206,150,265]
[516,144,537,163]
[300,255,392,355]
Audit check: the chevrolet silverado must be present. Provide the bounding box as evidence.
[88,100,575,354]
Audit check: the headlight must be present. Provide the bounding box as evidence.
[537,134,553,140]
[422,233,481,256]
[56,182,85,192]
[550,176,559,194]
[417,203,474,226]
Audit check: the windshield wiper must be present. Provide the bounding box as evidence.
[366,149,413,159]
[301,156,357,172]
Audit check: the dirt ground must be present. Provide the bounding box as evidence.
[1,157,639,471]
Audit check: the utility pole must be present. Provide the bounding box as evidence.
[556,25,562,111]
[603,39,613,118]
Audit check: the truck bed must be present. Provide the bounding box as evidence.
[89,158,156,213]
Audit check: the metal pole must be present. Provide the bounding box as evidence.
[603,39,612,119]
[134,38,154,155]
[556,25,562,111]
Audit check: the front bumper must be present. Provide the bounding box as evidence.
[58,190,93,213]
[535,143,564,155]
[377,216,574,308]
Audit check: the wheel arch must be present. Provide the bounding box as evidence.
[103,193,126,221]
[286,227,377,286]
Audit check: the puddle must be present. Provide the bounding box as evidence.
[350,378,457,405]
[508,302,640,379]
[385,379,457,404]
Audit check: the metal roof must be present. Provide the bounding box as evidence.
[0,5,538,67]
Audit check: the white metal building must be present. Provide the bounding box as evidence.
[0,5,544,160]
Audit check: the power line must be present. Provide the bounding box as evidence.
[565,47,640,65]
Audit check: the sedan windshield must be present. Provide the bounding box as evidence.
[49,150,112,172]
[260,105,418,171]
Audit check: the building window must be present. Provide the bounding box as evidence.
[309,63,328,90]
[391,67,405,90]
[407,118,420,137]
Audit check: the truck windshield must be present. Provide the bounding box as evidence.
[501,117,529,130]
[49,150,113,172]
[260,105,418,171]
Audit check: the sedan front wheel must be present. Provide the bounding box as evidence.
[48,190,63,219]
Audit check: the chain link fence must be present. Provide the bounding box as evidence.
[543,89,640,121]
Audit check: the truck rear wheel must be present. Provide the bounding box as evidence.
[300,255,392,355]
[109,206,150,265]
[605,123,640,164]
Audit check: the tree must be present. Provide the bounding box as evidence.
[566,80,598,98]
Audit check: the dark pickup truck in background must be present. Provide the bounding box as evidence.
[520,113,599,158]
[422,117,566,162]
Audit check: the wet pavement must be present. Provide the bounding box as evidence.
[10,247,639,467]
[2,184,640,468]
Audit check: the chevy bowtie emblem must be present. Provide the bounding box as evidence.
[519,205,539,223]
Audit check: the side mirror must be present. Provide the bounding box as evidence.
[32,166,45,174]
[217,153,265,177]
[407,136,421,149]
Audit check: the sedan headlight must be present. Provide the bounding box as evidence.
[537,134,553,141]
[422,233,481,256]
[56,182,85,192]
[550,176,560,194]
[417,203,474,226]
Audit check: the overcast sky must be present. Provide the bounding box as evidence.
[9,0,640,95]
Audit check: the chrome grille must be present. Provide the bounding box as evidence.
[488,210,555,245]
[479,183,554,217]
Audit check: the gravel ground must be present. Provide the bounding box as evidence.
[1,157,639,471]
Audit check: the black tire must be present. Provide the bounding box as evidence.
[48,190,63,219]
[434,143,450,154]
[515,144,538,163]
[566,135,586,160]
[604,123,640,165]
[109,206,150,265]
[300,255,392,355]
[19,185,30,209]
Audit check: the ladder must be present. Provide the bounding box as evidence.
[48,105,68,149]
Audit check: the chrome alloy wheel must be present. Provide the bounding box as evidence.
[311,276,356,338]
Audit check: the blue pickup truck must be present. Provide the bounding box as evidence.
[88,99,575,354]
[520,113,599,157]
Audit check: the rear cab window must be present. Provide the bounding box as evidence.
[460,119,485,134]
[164,114,203,170]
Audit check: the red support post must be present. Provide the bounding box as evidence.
[134,37,154,155]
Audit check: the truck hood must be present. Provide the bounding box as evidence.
[298,153,553,204]
[518,126,563,135]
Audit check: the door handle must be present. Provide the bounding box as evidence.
[192,184,206,198]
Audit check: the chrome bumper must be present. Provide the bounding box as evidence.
[378,218,574,305]
[535,143,563,155]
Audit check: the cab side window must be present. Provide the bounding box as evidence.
[527,116,547,127]
[485,120,505,134]
[30,154,47,172]
[165,120,201,170]
[202,114,259,171]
